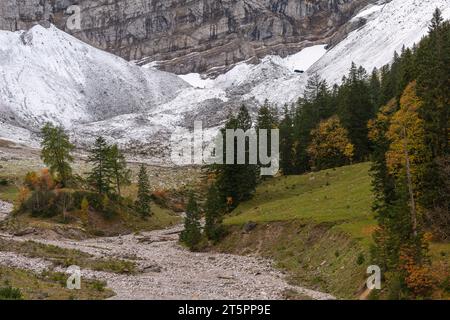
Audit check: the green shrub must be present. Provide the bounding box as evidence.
[356,253,365,265]
[91,280,107,292]
[0,285,23,300]
[22,190,60,217]
[441,276,450,293]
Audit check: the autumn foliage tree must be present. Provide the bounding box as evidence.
[21,169,59,217]
[307,116,354,170]
[368,10,450,297]
[370,83,437,298]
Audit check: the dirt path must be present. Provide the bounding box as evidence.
[0,202,335,300]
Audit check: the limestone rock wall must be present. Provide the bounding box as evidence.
[0,0,372,74]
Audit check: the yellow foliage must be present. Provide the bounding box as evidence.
[80,197,89,226]
[18,187,30,205]
[24,169,55,191]
[307,116,354,168]
[386,82,427,182]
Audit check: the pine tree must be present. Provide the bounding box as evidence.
[292,74,335,173]
[369,68,382,110]
[135,164,152,218]
[40,123,74,187]
[214,105,259,209]
[180,193,202,250]
[337,62,374,160]
[256,100,279,175]
[87,137,114,195]
[415,14,450,239]
[380,64,394,106]
[397,47,416,96]
[236,105,259,202]
[108,144,131,197]
[429,8,444,32]
[204,184,225,242]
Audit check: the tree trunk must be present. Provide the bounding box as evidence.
[403,127,418,237]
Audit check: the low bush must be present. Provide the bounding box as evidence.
[0,283,23,300]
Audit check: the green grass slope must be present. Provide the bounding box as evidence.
[216,163,449,299]
[226,162,376,246]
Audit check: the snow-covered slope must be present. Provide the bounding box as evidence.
[0,25,188,130]
[0,0,448,164]
[311,0,450,84]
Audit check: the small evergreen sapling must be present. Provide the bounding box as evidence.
[180,193,202,250]
[135,164,152,218]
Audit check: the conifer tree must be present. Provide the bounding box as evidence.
[40,123,75,187]
[256,100,279,175]
[337,62,374,160]
[236,105,259,202]
[292,79,320,173]
[204,184,225,242]
[87,136,114,195]
[380,64,394,106]
[180,193,202,250]
[215,105,259,209]
[279,105,295,175]
[256,100,278,131]
[415,9,450,239]
[369,68,382,110]
[135,164,152,218]
[429,8,444,32]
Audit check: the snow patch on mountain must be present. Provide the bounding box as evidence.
[0,0,447,164]
[177,45,327,92]
[0,25,189,130]
[312,0,450,84]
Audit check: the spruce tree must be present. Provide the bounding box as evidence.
[235,105,259,202]
[256,100,278,132]
[204,184,225,242]
[415,10,450,238]
[87,136,114,195]
[429,8,444,32]
[291,74,336,174]
[337,62,374,160]
[369,68,382,110]
[279,105,295,175]
[180,193,202,250]
[215,105,259,209]
[256,100,279,175]
[40,123,74,187]
[135,164,152,218]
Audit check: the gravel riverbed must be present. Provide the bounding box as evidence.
[0,201,335,300]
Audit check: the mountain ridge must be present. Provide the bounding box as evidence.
[0,0,449,164]
[0,0,373,74]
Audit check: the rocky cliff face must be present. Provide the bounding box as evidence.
[0,0,371,74]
